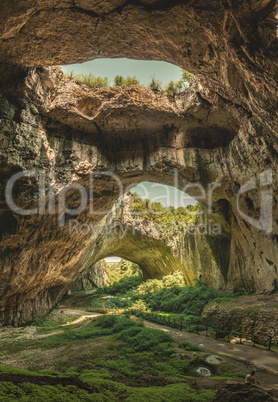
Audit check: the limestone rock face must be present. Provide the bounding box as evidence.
[0,0,277,325]
[202,294,278,342]
[70,260,108,291]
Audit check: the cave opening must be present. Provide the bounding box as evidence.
[70,256,143,292]
[60,58,192,91]
[68,179,203,295]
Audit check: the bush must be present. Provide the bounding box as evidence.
[137,279,164,294]
[163,271,185,288]
[113,75,140,86]
[165,80,183,95]
[124,76,140,86]
[181,69,194,85]
[114,75,125,86]
[129,300,150,314]
[94,315,118,328]
[142,280,237,317]
[96,275,143,296]
[64,68,194,94]
[116,326,172,351]
[136,271,185,295]
[179,341,203,351]
[70,72,110,89]
[112,317,143,333]
[148,77,162,92]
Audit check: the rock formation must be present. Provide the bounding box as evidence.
[0,0,277,325]
[202,293,278,342]
[70,260,109,291]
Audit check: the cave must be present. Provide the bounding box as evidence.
[70,257,143,292]
[0,0,277,327]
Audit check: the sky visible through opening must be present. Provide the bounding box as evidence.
[61,58,182,86]
[105,182,196,262]
[130,181,196,208]
[62,59,194,263]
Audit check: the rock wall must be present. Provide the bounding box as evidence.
[202,295,278,342]
[70,260,108,291]
[0,0,277,325]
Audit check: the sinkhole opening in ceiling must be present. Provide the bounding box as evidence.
[60,58,192,90]
[130,181,198,208]
[105,182,198,264]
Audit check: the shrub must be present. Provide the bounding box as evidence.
[130,300,150,314]
[164,70,194,95]
[114,75,125,86]
[72,72,109,89]
[124,76,140,86]
[165,80,183,95]
[142,280,237,317]
[116,326,172,351]
[112,317,143,333]
[65,69,75,79]
[96,275,143,296]
[148,77,162,92]
[179,341,203,351]
[94,315,118,328]
[181,69,194,85]
[136,271,185,296]
[137,279,164,294]
[163,271,185,288]
[113,75,140,86]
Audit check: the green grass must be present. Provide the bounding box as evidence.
[0,314,246,401]
[179,341,203,352]
[0,380,215,401]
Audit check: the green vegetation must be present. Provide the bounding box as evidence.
[128,195,201,246]
[0,192,243,400]
[64,68,194,95]
[114,75,140,86]
[138,279,236,320]
[0,315,224,401]
[68,71,110,89]
[148,77,163,92]
[79,269,237,326]
[179,341,203,352]
[104,259,142,285]
[0,380,215,401]
[137,271,185,294]
[96,275,143,296]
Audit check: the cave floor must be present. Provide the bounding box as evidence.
[0,293,278,400]
[141,320,278,392]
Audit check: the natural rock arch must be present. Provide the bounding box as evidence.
[0,0,277,325]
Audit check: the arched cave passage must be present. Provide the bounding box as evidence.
[66,180,231,297]
[70,256,143,292]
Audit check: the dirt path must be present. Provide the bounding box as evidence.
[142,320,278,375]
[59,293,278,376]
[49,290,102,322]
